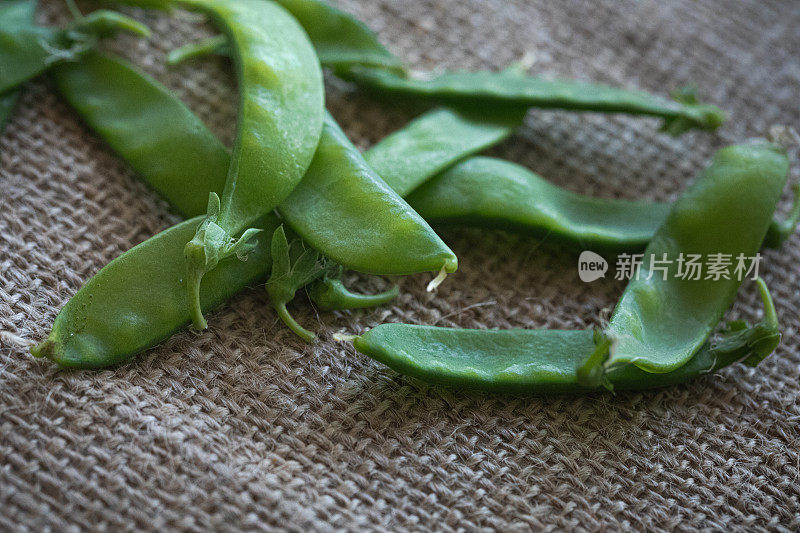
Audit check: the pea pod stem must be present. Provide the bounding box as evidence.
[308,279,399,311]
[273,303,316,342]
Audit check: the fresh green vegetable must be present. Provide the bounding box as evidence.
[50,51,229,218]
[589,143,789,377]
[406,156,800,252]
[136,0,403,71]
[0,0,36,133]
[352,278,779,393]
[39,55,519,364]
[339,67,725,135]
[177,0,325,330]
[364,107,524,196]
[279,111,457,277]
[31,214,280,368]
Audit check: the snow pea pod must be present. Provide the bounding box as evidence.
[176,0,324,330]
[364,107,524,196]
[351,278,779,394]
[339,67,725,135]
[31,214,281,369]
[591,143,789,377]
[50,51,229,218]
[406,157,800,252]
[0,1,150,94]
[38,60,514,364]
[279,111,457,276]
[51,53,455,283]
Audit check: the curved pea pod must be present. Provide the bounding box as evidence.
[408,157,659,253]
[593,143,789,376]
[30,214,281,369]
[279,112,457,277]
[270,112,456,336]
[352,279,779,394]
[178,0,325,330]
[364,107,525,197]
[50,52,229,218]
[0,3,150,94]
[339,66,725,135]
[406,157,800,252]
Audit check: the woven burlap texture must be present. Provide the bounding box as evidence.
[2,0,799,530]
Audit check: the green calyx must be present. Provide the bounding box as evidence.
[185,192,262,330]
[265,226,335,342]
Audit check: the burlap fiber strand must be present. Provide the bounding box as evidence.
[1,0,799,530]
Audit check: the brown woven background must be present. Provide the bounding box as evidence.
[2,0,799,530]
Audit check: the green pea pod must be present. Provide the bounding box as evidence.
[271,111,458,336]
[406,157,800,252]
[364,107,524,197]
[51,54,455,279]
[31,214,281,369]
[177,0,325,330]
[40,54,514,364]
[351,278,779,394]
[339,66,725,135]
[594,143,789,376]
[0,2,149,94]
[279,111,457,276]
[50,51,229,218]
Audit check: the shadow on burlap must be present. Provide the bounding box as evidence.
[1,0,799,530]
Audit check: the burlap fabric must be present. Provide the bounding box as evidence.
[1,0,799,530]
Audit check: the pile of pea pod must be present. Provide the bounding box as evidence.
[3,0,798,394]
